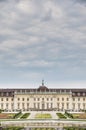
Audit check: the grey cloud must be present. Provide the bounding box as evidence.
[0,0,8,2]
[0,0,86,83]
[76,0,86,3]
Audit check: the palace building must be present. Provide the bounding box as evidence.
[0,81,86,112]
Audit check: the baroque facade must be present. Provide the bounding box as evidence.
[0,82,86,112]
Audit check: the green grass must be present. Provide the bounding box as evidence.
[3,126,24,130]
[20,113,30,119]
[35,114,52,119]
[64,127,86,130]
[32,128,55,130]
[56,113,66,119]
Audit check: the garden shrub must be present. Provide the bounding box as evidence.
[20,113,30,119]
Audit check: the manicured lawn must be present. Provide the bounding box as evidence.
[32,128,55,130]
[3,126,24,130]
[72,113,86,119]
[35,113,52,119]
[56,113,66,119]
[0,113,15,119]
[20,113,30,119]
[64,127,86,130]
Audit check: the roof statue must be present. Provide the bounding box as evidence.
[42,79,44,86]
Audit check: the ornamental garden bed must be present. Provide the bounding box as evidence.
[35,113,52,119]
[72,113,86,119]
[0,112,22,119]
[0,113,15,119]
[64,127,86,130]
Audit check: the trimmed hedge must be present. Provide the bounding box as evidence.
[65,111,73,118]
[56,113,66,119]
[20,113,30,119]
[13,112,22,119]
[32,128,55,130]
[0,109,4,113]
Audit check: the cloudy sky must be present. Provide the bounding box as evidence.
[0,0,86,88]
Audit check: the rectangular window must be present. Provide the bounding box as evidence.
[22,103,25,109]
[6,103,8,109]
[38,98,40,101]
[78,103,80,109]
[67,103,69,109]
[61,103,64,110]
[27,103,29,109]
[1,98,3,101]
[47,98,49,101]
[27,103,29,106]
[18,103,20,109]
[11,98,13,101]
[1,103,3,109]
[42,98,44,101]
[57,103,59,109]
[51,98,53,101]
[22,98,24,101]
[34,103,36,108]
[72,103,75,109]
[78,98,80,101]
[83,98,85,101]
[47,103,49,109]
[83,103,85,109]
[18,98,20,101]
[51,103,53,108]
[57,98,59,101]
[6,98,8,101]
[67,98,69,101]
[27,98,29,101]
[11,103,14,109]
[38,103,40,109]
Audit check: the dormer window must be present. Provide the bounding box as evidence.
[83,93,85,96]
[78,93,80,96]
[73,93,75,96]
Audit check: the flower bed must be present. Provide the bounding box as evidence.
[0,113,15,119]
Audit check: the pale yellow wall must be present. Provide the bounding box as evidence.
[0,94,86,111]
